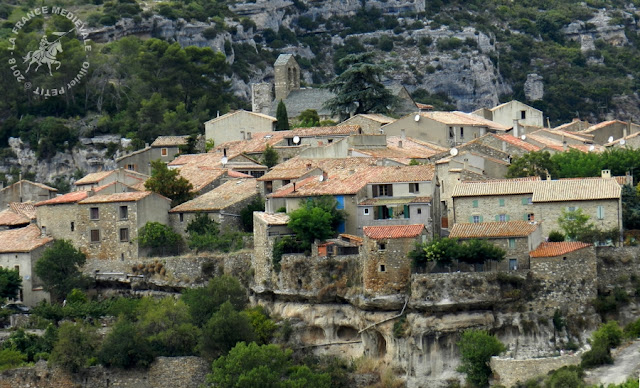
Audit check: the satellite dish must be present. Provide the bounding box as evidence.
[293,136,300,144]
[520,135,527,140]
[221,156,228,165]
[589,145,595,151]
[414,114,420,122]
[621,139,627,145]
[450,148,459,156]
[608,136,614,143]
[318,175,324,182]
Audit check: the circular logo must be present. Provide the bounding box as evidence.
[7,6,92,98]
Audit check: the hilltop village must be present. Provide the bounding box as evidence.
[1,54,640,387]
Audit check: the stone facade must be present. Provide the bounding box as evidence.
[116,146,182,175]
[0,180,56,209]
[274,54,300,102]
[0,243,51,307]
[340,115,394,135]
[490,352,582,388]
[476,100,544,128]
[251,82,273,115]
[204,110,276,146]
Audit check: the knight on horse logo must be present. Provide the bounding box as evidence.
[23,29,72,76]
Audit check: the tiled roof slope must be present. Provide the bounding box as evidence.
[417,111,511,131]
[363,224,425,240]
[205,110,276,125]
[285,125,361,138]
[35,191,88,206]
[151,136,189,147]
[258,157,380,182]
[367,165,435,183]
[170,179,257,212]
[530,242,591,258]
[0,224,52,253]
[74,171,114,185]
[585,120,627,132]
[177,165,227,192]
[356,113,395,124]
[491,133,541,152]
[9,202,37,220]
[0,209,30,226]
[449,221,538,239]
[254,212,290,225]
[452,178,621,201]
[79,191,160,204]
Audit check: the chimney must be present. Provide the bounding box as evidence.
[626,171,633,185]
[601,169,611,179]
[502,141,507,152]
[292,182,296,192]
[513,119,519,138]
[306,163,312,170]
[322,171,328,181]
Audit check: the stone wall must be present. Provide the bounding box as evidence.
[0,356,208,388]
[362,236,415,295]
[490,352,582,388]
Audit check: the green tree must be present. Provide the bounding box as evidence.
[506,151,555,179]
[182,275,248,327]
[324,52,396,119]
[288,201,337,249]
[622,184,640,230]
[0,349,26,371]
[558,208,594,241]
[199,301,256,359]
[244,306,278,345]
[297,109,320,127]
[206,342,331,388]
[34,240,87,303]
[50,322,99,373]
[276,100,290,131]
[546,366,584,388]
[262,144,280,169]
[240,195,265,232]
[98,316,154,369]
[582,321,623,368]
[145,160,194,207]
[138,222,182,248]
[457,329,506,387]
[0,268,21,302]
[548,230,566,242]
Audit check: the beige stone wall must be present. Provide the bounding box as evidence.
[205,112,275,146]
[490,352,582,388]
[490,101,544,128]
[362,236,416,294]
[0,246,51,307]
[251,82,273,115]
[454,194,535,225]
[37,203,81,246]
[117,148,152,175]
[0,182,55,208]
[274,57,300,102]
[340,116,387,134]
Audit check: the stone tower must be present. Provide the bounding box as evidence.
[274,54,300,102]
[251,82,272,115]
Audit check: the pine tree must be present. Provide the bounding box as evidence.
[276,100,290,131]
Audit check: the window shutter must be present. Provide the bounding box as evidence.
[499,198,505,207]
[479,216,483,222]
[524,213,529,221]
[506,215,510,221]
[597,206,604,219]
[473,200,478,208]
[495,215,499,221]
[404,205,410,219]
[372,185,378,197]
[469,216,474,223]
[388,185,393,196]
[388,207,393,218]
[522,198,528,205]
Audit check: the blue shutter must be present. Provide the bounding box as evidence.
[337,221,346,233]
[499,198,505,207]
[335,196,345,210]
[506,215,510,221]
[473,200,478,208]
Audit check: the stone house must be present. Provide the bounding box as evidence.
[348,136,448,164]
[0,180,57,209]
[472,100,544,128]
[476,133,542,157]
[116,136,190,175]
[448,221,543,271]
[169,151,268,179]
[0,224,53,306]
[582,120,640,145]
[451,175,622,237]
[605,131,640,150]
[356,164,436,237]
[35,191,90,247]
[252,212,292,288]
[169,178,259,237]
[340,114,396,134]
[74,168,149,192]
[380,111,511,148]
[204,110,277,147]
[362,224,427,295]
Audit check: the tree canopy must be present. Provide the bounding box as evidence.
[506,151,555,179]
[261,144,280,169]
[287,197,345,249]
[457,329,506,387]
[34,240,87,303]
[324,52,396,118]
[276,100,290,131]
[0,268,21,302]
[145,160,194,207]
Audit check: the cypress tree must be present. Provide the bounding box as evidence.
[276,100,290,131]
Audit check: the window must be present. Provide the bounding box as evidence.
[597,206,605,220]
[499,214,507,222]
[70,222,74,231]
[509,238,516,249]
[473,215,481,223]
[373,184,393,197]
[509,259,518,270]
[282,179,291,186]
[90,229,100,242]
[265,181,273,194]
[179,213,184,223]
[520,110,526,120]
[364,208,370,215]
[527,213,535,221]
[521,197,533,205]
[41,226,46,235]
[409,183,420,193]
[328,139,333,143]
[417,208,422,215]
[119,206,128,220]
[126,164,135,170]
[472,200,479,208]
[120,228,129,242]
[499,198,505,207]
[378,242,386,251]
[379,264,386,272]
[449,127,454,138]
[460,127,464,139]
[90,207,99,220]
[161,148,168,156]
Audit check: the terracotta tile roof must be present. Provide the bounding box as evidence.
[452,178,621,202]
[530,241,591,258]
[491,133,541,152]
[0,224,52,253]
[169,153,221,167]
[449,221,539,239]
[359,196,432,206]
[586,120,627,132]
[79,191,162,204]
[354,113,395,124]
[213,132,288,155]
[35,191,89,206]
[170,178,257,212]
[254,212,290,225]
[416,111,511,131]
[74,171,115,185]
[0,209,30,226]
[151,136,189,147]
[258,157,379,182]
[605,131,640,146]
[415,103,434,110]
[366,164,435,183]
[116,146,151,162]
[9,202,37,220]
[204,110,276,125]
[553,119,590,132]
[363,224,425,240]
[353,137,446,160]
[177,165,227,192]
[338,233,363,244]
[228,170,254,178]
[1,180,57,193]
[538,128,594,141]
[285,125,361,138]
[524,134,565,151]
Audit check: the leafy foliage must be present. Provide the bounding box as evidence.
[35,240,87,303]
[506,151,555,179]
[0,267,21,302]
[138,222,183,250]
[324,52,396,119]
[457,329,506,387]
[411,238,505,269]
[548,230,566,242]
[240,195,266,232]
[297,109,321,127]
[185,213,244,253]
[288,199,340,250]
[98,316,154,369]
[622,184,640,230]
[50,322,99,373]
[145,160,194,207]
[262,144,280,169]
[276,100,290,131]
[581,321,623,368]
[199,301,256,359]
[182,275,248,327]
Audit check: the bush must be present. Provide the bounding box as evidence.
[548,230,565,242]
[138,222,182,253]
[98,317,154,369]
[199,301,255,359]
[182,275,248,327]
[50,322,99,373]
[581,321,623,368]
[457,330,506,387]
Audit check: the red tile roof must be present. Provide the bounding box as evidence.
[74,171,115,185]
[449,221,539,239]
[9,202,37,220]
[0,209,30,226]
[416,111,511,131]
[285,125,361,138]
[79,191,164,204]
[0,224,52,253]
[530,241,591,258]
[492,133,541,152]
[35,191,89,206]
[363,224,425,240]
[170,179,257,212]
[151,136,189,147]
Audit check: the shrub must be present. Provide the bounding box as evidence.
[548,230,565,242]
[138,222,182,253]
[457,330,506,387]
